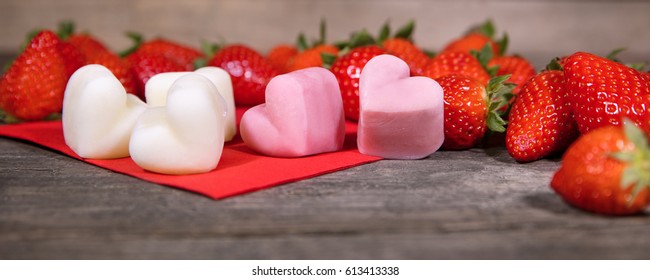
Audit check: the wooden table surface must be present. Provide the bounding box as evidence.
[1,55,650,260]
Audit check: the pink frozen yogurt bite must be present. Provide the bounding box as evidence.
[357,54,444,159]
[240,67,345,157]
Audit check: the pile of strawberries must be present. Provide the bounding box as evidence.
[1,20,649,216]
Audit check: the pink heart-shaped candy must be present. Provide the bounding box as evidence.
[240,67,345,157]
[358,54,444,159]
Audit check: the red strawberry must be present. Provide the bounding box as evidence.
[57,41,85,79]
[0,30,67,121]
[288,44,338,72]
[488,55,535,95]
[564,52,650,134]
[550,120,650,215]
[379,20,430,76]
[126,52,186,100]
[122,34,203,71]
[329,45,386,121]
[441,20,505,57]
[382,38,429,76]
[267,44,298,74]
[442,33,500,58]
[436,74,513,150]
[423,51,491,85]
[55,21,86,78]
[207,44,278,106]
[506,70,579,162]
[68,34,138,95]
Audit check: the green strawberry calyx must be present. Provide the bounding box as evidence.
[485,74,515,133]
[470,43,499,77]
[610,119,650,205]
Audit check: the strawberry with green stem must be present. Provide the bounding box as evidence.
[436,74,514,150]
[441,19,508,58]
[325,29,386,121]
[378,20,430,76]
[424,43,494,86]
[120,32,204,71]
[551,119,650,215]
[288,19,339,72]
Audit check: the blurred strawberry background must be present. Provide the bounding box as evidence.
[0,0,648,69]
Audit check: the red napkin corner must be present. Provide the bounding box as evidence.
[0,107,380,199]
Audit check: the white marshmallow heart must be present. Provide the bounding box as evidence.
[144,67,236,141]
[129,73,226,175]
[63,64,148,159]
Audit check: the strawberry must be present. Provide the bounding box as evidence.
[564,52,650,134]
[288,44,338,72]
[207,44,278,106]
[267,44,298,74]
[68,33,138,95]
[550,120,650,215]
[379,21,430,76]
[126,51,186,100]
[329,45,386,121]
[442,33,499,58]
[0,30,67,121]
[441,20,506,57]
[506,69,579,162]
[382,38,429,76]
[121,33,203,71]
[55,21,86,79]
[423,51,491,85]
[286,20,339,72]
[488,55,535,95]
[436,74,514,150]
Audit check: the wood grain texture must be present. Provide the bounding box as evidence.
[2,136,650,259]
[0,0,648,68]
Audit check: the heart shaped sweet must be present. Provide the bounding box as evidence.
[145,67,236,141]
[62,64,148,159]
[358,54,444,159]
[129,73,227,175]
[239,67,345,157]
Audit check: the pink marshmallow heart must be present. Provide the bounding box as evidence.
[358,54,444,159]
[240,67,345,157]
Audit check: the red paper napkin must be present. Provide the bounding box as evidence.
[0,108,380,199]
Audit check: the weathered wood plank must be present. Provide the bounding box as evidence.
[1,137,649,259]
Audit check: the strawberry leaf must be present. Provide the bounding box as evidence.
[297,33,309,52]
[471,43,495,76]
[486,111,506,132]
[57,20,75,40]
[317,18,327,46]
[200,40,220,58]
[119,32,144,57]
[610,118,650,206]
[348,30,376,49]
[377,21,391,43]
[467,19,495,38]
[394,20,415,40]
[545,58,563,71]
[321,52,337,69]
[496,33,509,56]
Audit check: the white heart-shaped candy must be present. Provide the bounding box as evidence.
[144,67,236,141]
[63,64,148,159]
[129,73,226,175]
